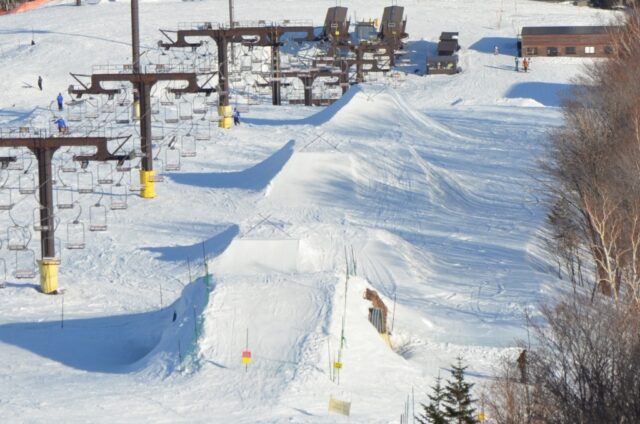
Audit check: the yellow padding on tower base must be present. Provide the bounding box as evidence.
[218,105,232,117]
[218,105,233,129]
[133,100,140,121]
[140,170,156,199]
[39,259,59,294]
[381,332,393,349]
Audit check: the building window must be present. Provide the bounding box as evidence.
[604,45,614,54]
[585,46,596,54]
[546,47,558,56]
[525,47,538,56]
[565,46,576,55]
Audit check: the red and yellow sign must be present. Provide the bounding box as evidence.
[242,350,252,365]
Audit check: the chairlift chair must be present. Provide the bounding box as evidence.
[149,158,165,183]
[164,148,181,171]
[89,204,108,232]
[115,103,131,124]
[151,125,165,142]
[127,168,143,192]
[110,183,128,210]
[55,186,75,209]
[85,99,100,119]
[180,135,197,158]
[77,170,94,194]
[164,106,179,124]
[161,89,176,106]
[151,98,161,115]
[14,249,36,279]
[67,102,85,122]
[178,101,193,120]
[97,163,114,185]
[193,97,207,114]
[0,187,14,211]
[66,221,86,249]
[7,225,30,251]
[240,55,252,72]
[60,152,77,173]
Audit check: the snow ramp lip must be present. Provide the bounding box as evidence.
[0,278,209,374]
[241,86,362,127]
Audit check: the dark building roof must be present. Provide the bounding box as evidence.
[440,32,459,41]
[521,25,620,36]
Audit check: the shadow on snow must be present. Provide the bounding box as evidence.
[143,224,239,262]
[0,279,209,374]
[168,139,295,190]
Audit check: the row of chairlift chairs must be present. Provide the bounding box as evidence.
[0,87,214,285]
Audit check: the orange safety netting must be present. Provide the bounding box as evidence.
[0,0,52,16]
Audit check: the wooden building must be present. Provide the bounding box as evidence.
[426,56,459,75]
[519,26,620,58]
[427,31,460,75]
[437,32,460,56]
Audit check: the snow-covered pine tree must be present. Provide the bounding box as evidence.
[416,373,447,424]
[443,357,477,424]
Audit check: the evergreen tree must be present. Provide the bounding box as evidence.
[443,357,477,424]
[416,374,447,424]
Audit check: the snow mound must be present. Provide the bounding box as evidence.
[213,239,300,275]
[0,278,208,375]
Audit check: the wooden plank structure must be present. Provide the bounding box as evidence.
[428,31,460,75]
[520,25,620,57]
[427,55,459,75]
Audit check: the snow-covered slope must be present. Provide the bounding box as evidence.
[0,0,615,422]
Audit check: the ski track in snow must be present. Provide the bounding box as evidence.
[0,0,616,422]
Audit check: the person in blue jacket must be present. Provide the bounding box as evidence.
[233,107,240,126]
[54,117,67,134]
[56,93,64,111]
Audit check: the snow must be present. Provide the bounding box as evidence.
[0,0,617,422]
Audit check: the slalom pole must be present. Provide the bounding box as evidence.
[60,294,64,329]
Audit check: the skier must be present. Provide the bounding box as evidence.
[37,76,43,91]
[233,107,240,126]
[523,57,529,73]
[494,45,499,55]
[514,56,519,72]
[54,117,67,134]
[56,92,64,111]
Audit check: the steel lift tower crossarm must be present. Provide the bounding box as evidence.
[159,24,317,122]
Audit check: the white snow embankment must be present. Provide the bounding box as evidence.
[0,277,209,376]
